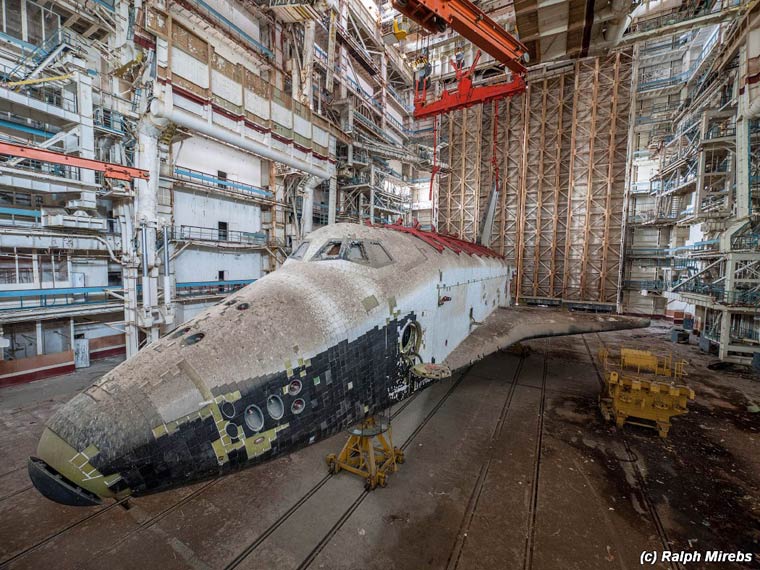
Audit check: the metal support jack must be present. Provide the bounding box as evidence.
[326,415,404,490]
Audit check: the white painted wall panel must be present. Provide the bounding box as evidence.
[212,110,239,131]
[212,70,242,105]
[244,124,268,145]
[245,90,270,119]
[171,49,209,88]
[156,38,169,67]
[174,137,265,188]
[173,188,262,232]
[176,301,215,325]
[71,259,108,286]
[174,250,261,282]
[293,114,311,137]
[271,102,292,128]
[173,93,205,116]
[313,127,328,147]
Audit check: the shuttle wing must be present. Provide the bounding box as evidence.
[444,307,650,371]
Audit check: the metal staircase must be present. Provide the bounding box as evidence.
[3,30,80,84]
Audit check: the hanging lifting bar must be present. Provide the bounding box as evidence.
[413,50,525,118]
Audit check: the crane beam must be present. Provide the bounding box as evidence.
[414,63,525,118]
[0,141,150,181]
[391,0,528,74]
[1,74,74,88]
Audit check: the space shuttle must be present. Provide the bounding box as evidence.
[28,222,648,506]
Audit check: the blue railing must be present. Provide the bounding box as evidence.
[91,0,115,10]
[0,279,259,309]
[0,286,117,311]
[174,167,272,197]
[172,225,268,245]
[387,85,413,112]
[0,207,41,228]
[186,0,273,59]
[5,29,78,81]
[175,279,255,297]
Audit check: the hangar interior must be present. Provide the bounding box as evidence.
[0,0,759,568]
[0,0,757,379]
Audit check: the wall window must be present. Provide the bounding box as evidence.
[1,0,59,46]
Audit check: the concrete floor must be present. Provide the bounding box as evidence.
[1,326,758,570]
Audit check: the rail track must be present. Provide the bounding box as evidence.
[444,353,527,570]
[0,371,439,569]
[223,369,471,570]
[584,334,684,570]
[522,344,547,570]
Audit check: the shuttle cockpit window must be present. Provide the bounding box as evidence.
[314,240,343,261]
[366,242,393,268]
[289,241,310,260]
[311,239,394,267]
[346,240,368,263]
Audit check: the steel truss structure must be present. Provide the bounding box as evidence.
[438,53,632,306]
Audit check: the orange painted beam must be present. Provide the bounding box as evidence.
[0,142,150,181]
[414,74,525,118]
[392,0,528,74]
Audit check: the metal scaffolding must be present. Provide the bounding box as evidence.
[438,53,632,307]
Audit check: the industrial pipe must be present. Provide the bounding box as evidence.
[141,225,151,308]
[162,226,170,277]
[300,175,322,235]
[149,99,333,180]
[162,225,172,310]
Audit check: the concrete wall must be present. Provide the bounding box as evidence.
[174,137,267,188]
[174,250,261,283]
[173,188,262,233]
[70,258,108,287]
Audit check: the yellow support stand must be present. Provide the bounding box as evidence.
[326,416,404,490]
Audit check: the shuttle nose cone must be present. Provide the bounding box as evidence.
[28,452,102,507]
[28,421,128,506]
[29,386,144,506]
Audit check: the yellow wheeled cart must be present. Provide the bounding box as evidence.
[326,416,404,490]
[598,346,695,437]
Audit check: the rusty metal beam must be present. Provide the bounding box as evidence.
[600,54,621,301]
[562,62,581,296]
[579,58,600,300]
[549,73,565,298]
[532,78,548,296]
[0,142,149,181]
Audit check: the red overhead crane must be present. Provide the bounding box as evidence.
[391,0,529,118]
[0,141,149,181]
[392,0,528,75]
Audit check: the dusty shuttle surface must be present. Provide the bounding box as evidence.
[28,223,648,507]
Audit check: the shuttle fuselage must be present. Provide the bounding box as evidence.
[29,223,511,506]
